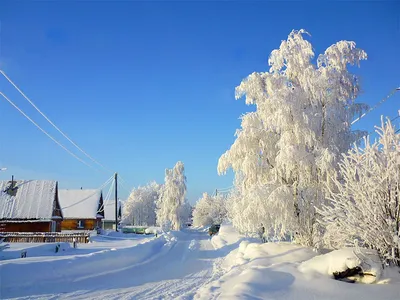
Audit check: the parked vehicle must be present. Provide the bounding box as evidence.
[208,224,221,236]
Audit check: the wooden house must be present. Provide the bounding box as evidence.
[0,180,63,232]
[59,189,104,230]
[102,200,122,230]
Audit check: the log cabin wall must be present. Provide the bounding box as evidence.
[0,221,52,232]
[61,219,97,230]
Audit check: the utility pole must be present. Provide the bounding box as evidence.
[215,189,218,196]
[115,172,118,232]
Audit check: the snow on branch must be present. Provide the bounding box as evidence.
[218,29,368,247]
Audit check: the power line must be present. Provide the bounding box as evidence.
[215,185,234,197]
[118,175,134,195]
[104,178,115,203]
[61,175,114,210]
[394,111,400,134]
[358,111,400,141]
[0,70,109,172]
[351,87,400,125]
[98,176,115,213]
[217,185,234,192]
[0,92,95,170]
[1,72,133,199]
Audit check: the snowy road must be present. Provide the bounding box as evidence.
[3,226,399,300]
[0,229,229,300]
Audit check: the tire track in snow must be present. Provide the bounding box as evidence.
[6,230,222,300]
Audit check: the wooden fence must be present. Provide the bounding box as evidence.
[0,232,90,243]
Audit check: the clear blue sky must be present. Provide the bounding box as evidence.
[0,1,399,203]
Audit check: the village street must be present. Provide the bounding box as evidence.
[0,229,230,299]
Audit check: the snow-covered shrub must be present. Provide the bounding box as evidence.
[156,161,189,230]
[192,192,227,227]
[122,181,161,226]
[218,29,367,246]
[319,118,400,265]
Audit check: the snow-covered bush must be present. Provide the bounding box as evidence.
[319,118,400,265]
[218,29,367,246]
[156,161,189,230]
[122,181,161,226]
[192,192,227,227]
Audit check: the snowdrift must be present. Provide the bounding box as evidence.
[98,230,151,239]
[0,233,176,298]
[299,247,383,283]
[221,241,316,272]
[145,226,162,234]
[196,226,400,300]
[0,242,71,260]
[211,223,256,250]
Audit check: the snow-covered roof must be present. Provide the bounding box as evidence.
[103,199,122,221]
[0,180,57,221]
[59,189,102,219]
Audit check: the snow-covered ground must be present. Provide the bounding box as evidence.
[195,226,400,299]
[0,232,149,260]
[1,225,400,299]
[0,229,220,299]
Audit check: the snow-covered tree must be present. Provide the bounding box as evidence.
[319,118,400,265]
[156,161,189,230]
[218,29,368,246]
[193,193,214,227]
[179,201,192,227]
[193,192,227,227]
[122,181,161,226]
[211,194,227,225]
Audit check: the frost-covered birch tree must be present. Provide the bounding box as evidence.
[156,161,189,230]
[122,181,161,226]
[319,118,400,265]
[218,29,368,246]
[193,192,227,227]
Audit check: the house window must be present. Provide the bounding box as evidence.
[77,220,85,229]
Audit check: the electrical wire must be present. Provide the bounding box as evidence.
[1,74,134,203]
[61,175,114,210]
[0,70,109,172]
[358,111,400,141]
[98,176,115,213]
[217,185,234,192]
[118,175,134,196]
[0,92,95,170]
[351,87,400,125]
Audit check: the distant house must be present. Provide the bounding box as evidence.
[102,200,122,230]
[0,180,63,232]
[59,189,104,231]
